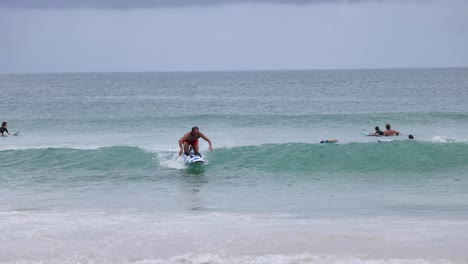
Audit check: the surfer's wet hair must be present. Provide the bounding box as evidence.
[1,121,6,127]
[386,124,391,129]
[191,126,199,132]
[375,126,380,131]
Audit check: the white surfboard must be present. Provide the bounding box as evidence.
[181,151,205,164]
[377,139,396,142]
[1,131,19,137]
[361,132,381,137]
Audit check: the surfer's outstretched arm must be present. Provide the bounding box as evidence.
[199,132,213,151]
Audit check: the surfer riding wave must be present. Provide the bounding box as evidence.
[178,126,213,156]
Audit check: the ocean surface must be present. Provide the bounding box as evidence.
[1,68,468,263]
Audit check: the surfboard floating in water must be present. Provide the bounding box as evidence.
[377,139,396,142]
[360,132,381,136]
[1,131,19,137]
[181,151,205,164]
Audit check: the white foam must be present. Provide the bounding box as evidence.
[2,254,461,264]
[431,136,458,143]
[137,254,460,264]
[158,151,187,170]
[1,211,467,262]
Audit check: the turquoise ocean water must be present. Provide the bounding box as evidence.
[1,68,468,263]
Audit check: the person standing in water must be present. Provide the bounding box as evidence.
[0,121,10,136]
[178,126,213,156]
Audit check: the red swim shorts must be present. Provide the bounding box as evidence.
[183,139,198,145]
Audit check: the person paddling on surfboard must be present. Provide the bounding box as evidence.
[0,121,10,136]
[320,139,338,144]
[178,126,213,156]
[383,124,401,136]
[371,126,384,136]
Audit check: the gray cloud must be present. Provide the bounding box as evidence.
[1,0,466,73]
[1,0,368,9]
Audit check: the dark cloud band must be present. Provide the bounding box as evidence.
[0,0,362,9]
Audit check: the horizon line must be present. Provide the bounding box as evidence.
[1,66,467,75]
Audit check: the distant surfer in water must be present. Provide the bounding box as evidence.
[178,126,213,156]
[320,139,338,144]
[0,121,10,136]
[371,126,384,136]
[383,124,401,136]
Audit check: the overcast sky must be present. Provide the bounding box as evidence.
[1,0,467,73]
